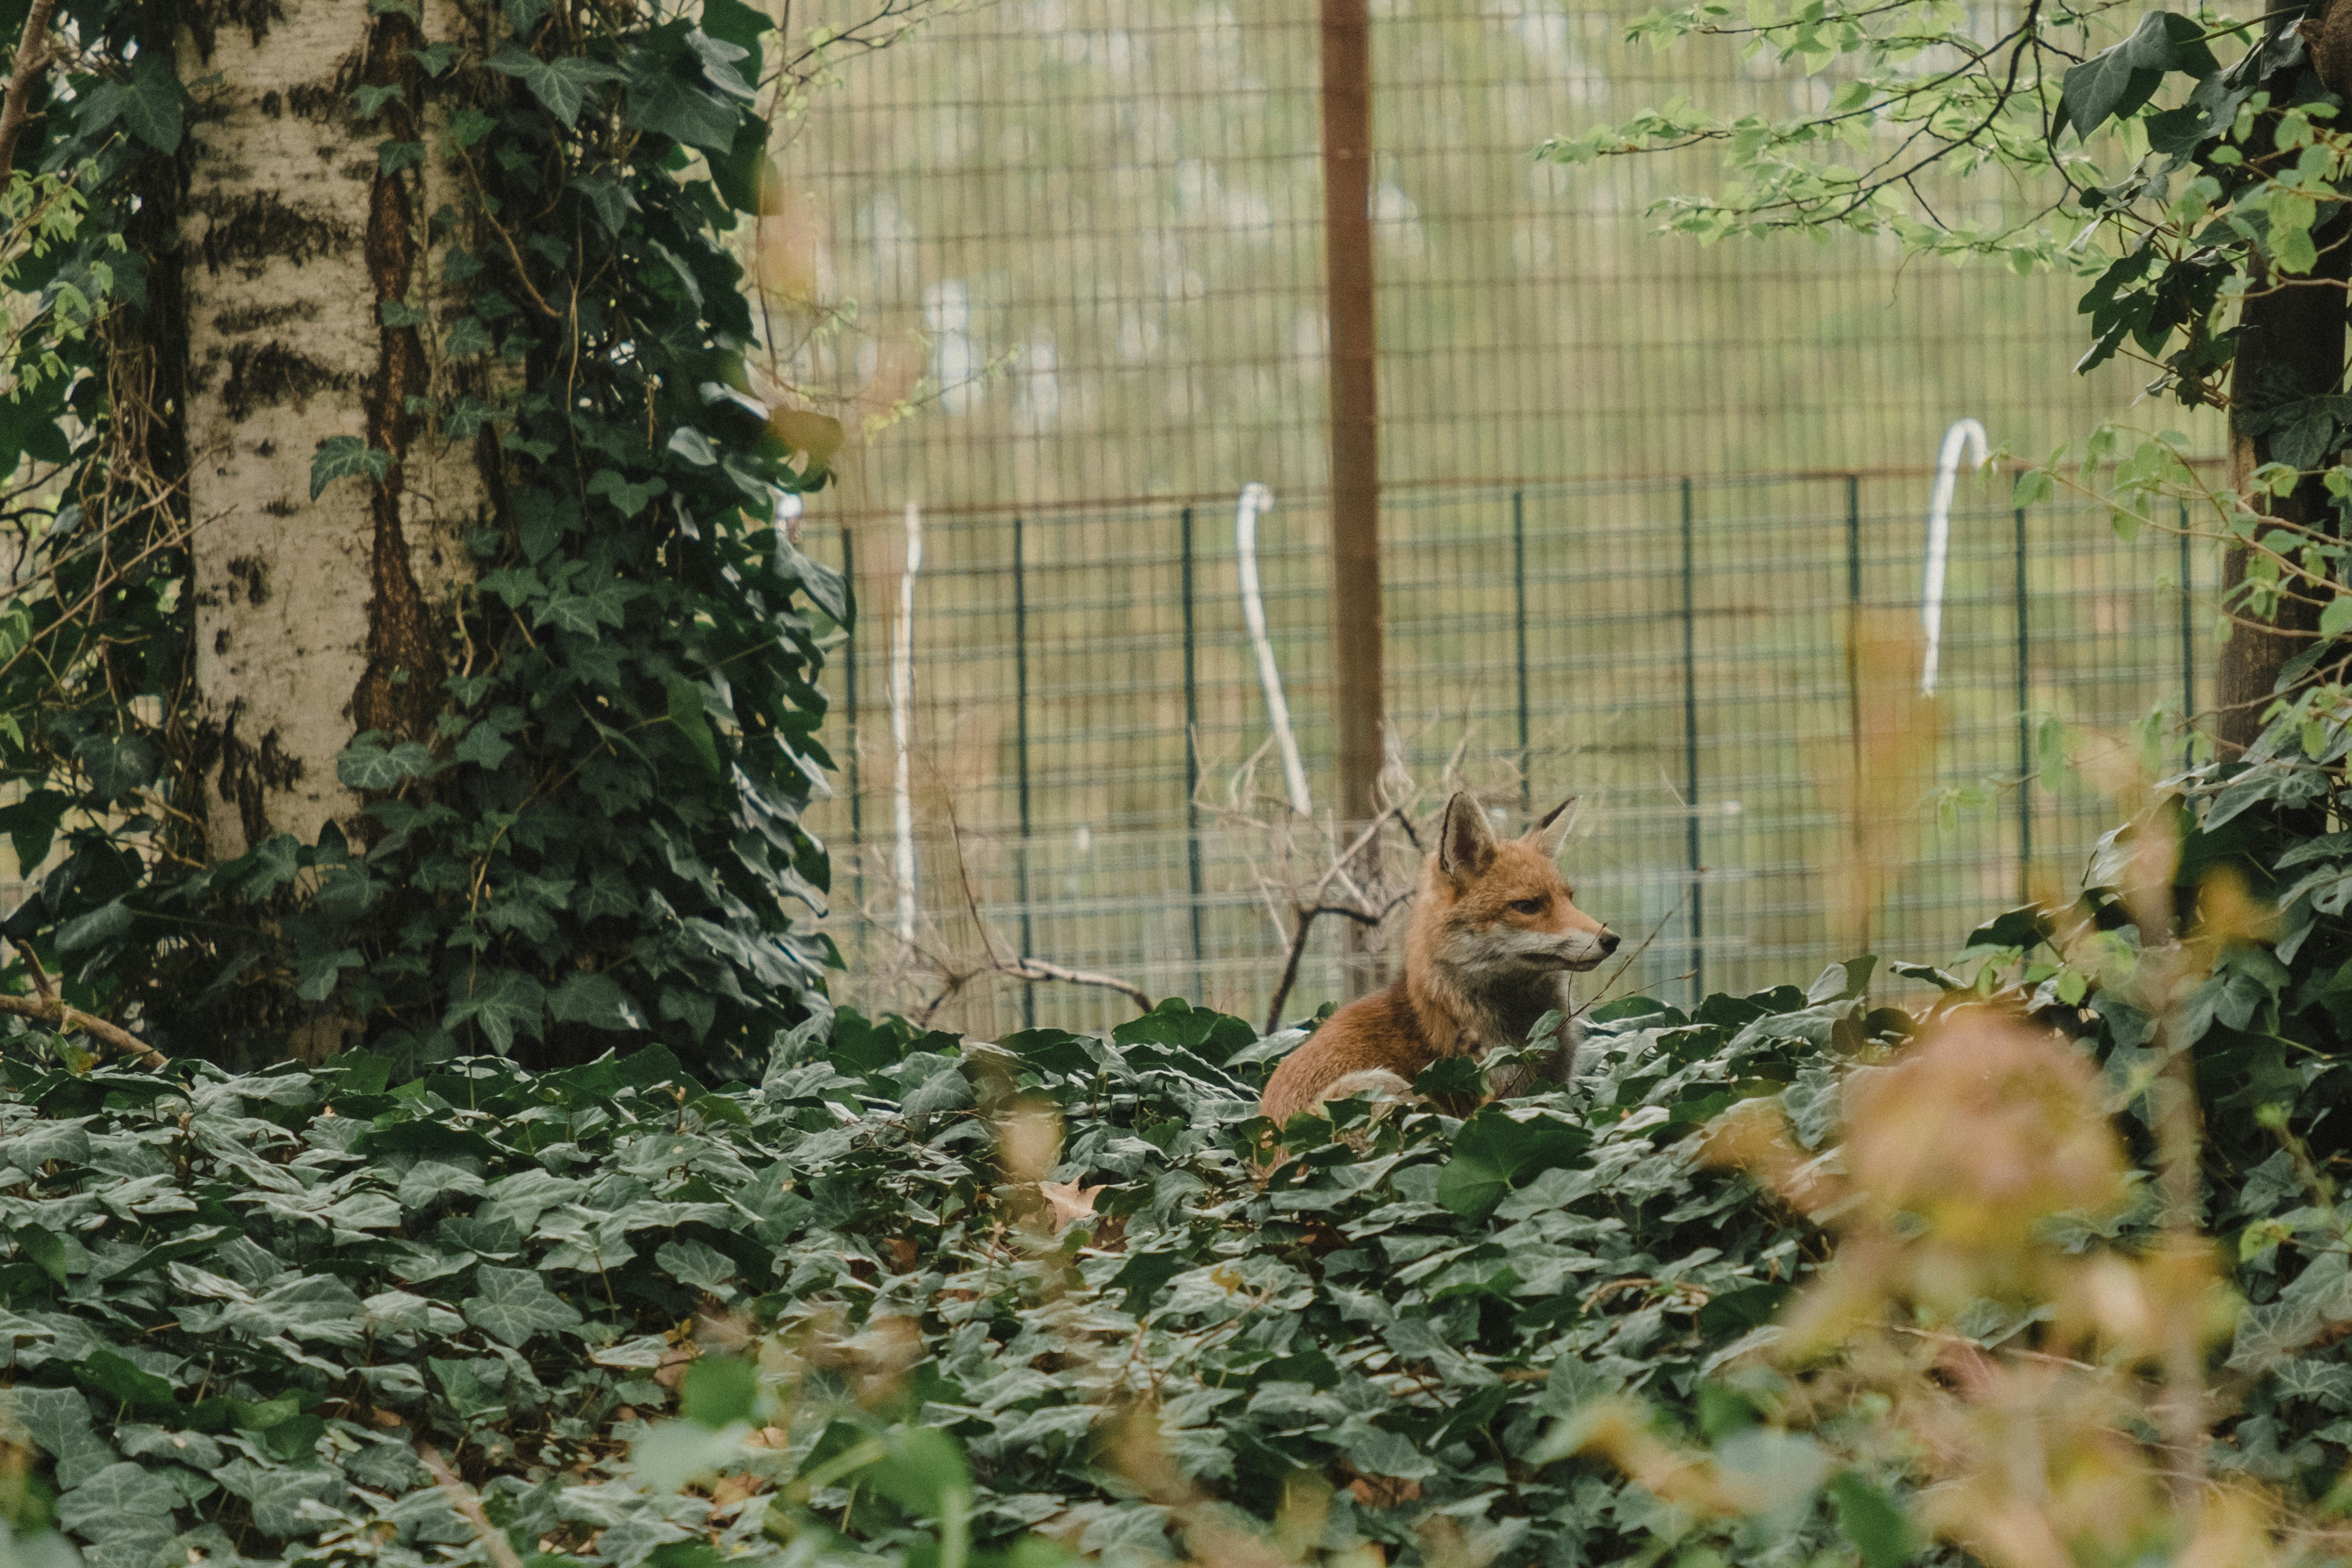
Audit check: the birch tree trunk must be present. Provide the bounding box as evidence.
[177,0,495,858]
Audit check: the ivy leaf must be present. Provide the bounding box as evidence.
[534,583,631,635]
[337,737,433,790]
[1435,1107,1590,1219]
[678,1349,754,1422]
[2058,16,2176,143]
[448,106,499,147]
[120,53,184,154]
[54,1462,182,1533]
[70,1348,180,1414]
[579,866,638,921]
[2063,59,2160,142]
[658,1239,738,1300]
[695,0,770,60]
[310,436,390,500]
[622,64,739,150]
[410,41,458,75]
[706,117,773,214]
[450,721,515,770]
[294,947,364,1002]
[445,316,494,357]
[511,488,571,561]
[378,139,427,174]
[587,469,667,518]
[667,427,719,467]
[379,300,430,327]
[351,84,405,118]
[550,970,648,1031]
[487,46,625,129]
[55,898,133,955]
[0,790,70,871]
[461,1264,583,1346]
[78,730,160,799]
[573,170,641,236]
[1828,1473,1917,1568]
[685,29,758,100]
[665,676,723,778]
[774,539,850,625]
[446,397,505,441]
[443,968,546,1053]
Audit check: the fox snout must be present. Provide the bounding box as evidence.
[1556,925,1620,971]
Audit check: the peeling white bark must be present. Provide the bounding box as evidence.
[178,0,491,860]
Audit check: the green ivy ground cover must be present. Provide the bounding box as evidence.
[0,974,1895,1568]
[5,867,2350,1568]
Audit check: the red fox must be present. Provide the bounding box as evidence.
[1258,793,1618,1125]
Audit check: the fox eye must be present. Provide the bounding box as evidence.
[1509,896,1547,915]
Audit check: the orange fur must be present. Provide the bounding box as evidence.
[1258,794,1617,1126]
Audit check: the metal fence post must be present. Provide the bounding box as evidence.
[1843,474,1864,955]
[1180,505,1205,999]
[2180,499,2196,762]
[1013,515,1035,1029]
[2015,505,2032,900]
[1513,489,1531,816]
[840,524,862,923]
[1680,477,1703,1004]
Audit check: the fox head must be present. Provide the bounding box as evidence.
[1420,793,1619,980]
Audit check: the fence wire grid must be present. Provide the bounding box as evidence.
[776,0,2207,502]
[812,470,2208,1035]
[771,3,2220,1034]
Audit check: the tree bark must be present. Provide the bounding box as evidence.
[177,0,493,858]
[2216,54,2352,755]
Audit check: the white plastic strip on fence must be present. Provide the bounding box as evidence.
[891,501,924,944]
[1233,482,1313,815]
[1919,417,1990,696]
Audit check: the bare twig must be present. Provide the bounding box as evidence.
[12,938,52,1003]
[0,993,167,1069]
[0,0,59,185]
[1264,889,1412,1034]
[415,1442,527,1568]
[993,956,1151,1014]
[1574,888,1691,1018]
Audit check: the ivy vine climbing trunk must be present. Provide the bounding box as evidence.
[9,0,841,1078]
[177,0,492,858]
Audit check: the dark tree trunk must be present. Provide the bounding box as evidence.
[2218,264,2347,754]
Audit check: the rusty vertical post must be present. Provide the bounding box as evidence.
[1320,0,1382,995]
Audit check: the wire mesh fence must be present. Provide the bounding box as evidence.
[771,3,2225,1037]
[775,0,2208,503]
[809,467,2209,1035]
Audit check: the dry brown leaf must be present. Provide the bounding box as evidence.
[1039,1178,1105,1232]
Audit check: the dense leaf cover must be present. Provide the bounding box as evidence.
[9,706,2352,1568]
[0,977,1905,1568]
[0,0,841,1078]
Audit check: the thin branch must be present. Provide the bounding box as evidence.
[0,993,167,1069]
[0,0,60,186]
[993,956,1150,1014]
[1264,889,1412,1035]
[416,1443,527,1568]
[12,938,51,1002]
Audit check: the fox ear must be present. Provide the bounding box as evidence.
[1438,792,1498,882]
[1527,797,1579,859]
